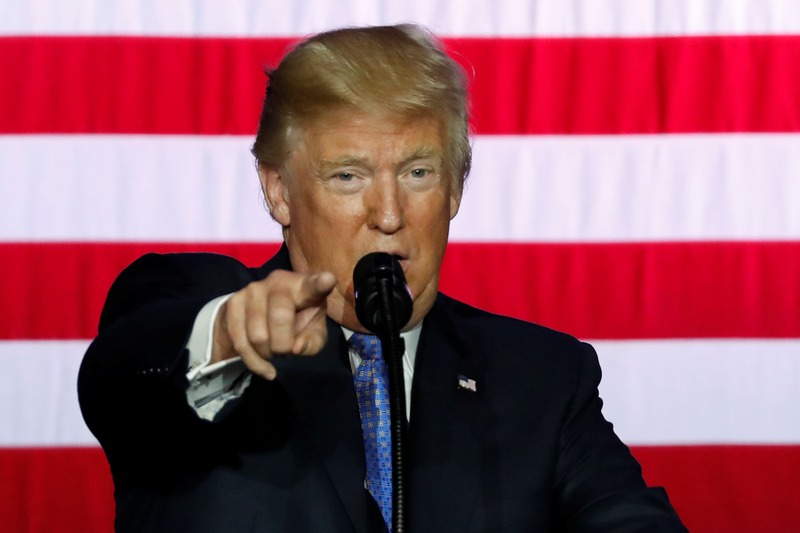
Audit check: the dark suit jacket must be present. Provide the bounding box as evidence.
[78,246,686,532]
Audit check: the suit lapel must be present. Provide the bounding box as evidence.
[274,320,384,532]
[407,295,485,531]
[254,245,382,531]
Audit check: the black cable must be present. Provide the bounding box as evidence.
[376,276,408,533]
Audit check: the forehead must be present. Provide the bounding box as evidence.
[295,109,446,163]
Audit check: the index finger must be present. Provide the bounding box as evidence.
[265,271,336,354]
[296,271,337,309]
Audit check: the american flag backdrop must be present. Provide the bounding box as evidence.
[2,1,799,531]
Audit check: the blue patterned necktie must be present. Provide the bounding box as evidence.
[350,333,393,531]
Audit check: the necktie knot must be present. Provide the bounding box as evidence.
[349,332,383,361]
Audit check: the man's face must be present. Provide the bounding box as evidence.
[260,109,461,332]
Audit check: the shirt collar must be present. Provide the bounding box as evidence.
[342,323,422,373]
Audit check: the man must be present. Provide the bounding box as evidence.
[79,24,686,532]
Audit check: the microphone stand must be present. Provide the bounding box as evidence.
[376,276,408,533]
[353,252,411,533]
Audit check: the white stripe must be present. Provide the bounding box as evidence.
[595,339,800,445]
[2,0,800,37]
[1,135,285,243]
[3,133,799,242]
[457,133,800,242]
[2,338,798,446]
[0,341,95,446]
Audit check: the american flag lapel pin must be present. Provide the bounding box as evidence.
[457,374,477,392]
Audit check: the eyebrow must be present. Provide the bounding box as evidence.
[314,147,443,176]
[313,155,368,176]
[400,147,442,168]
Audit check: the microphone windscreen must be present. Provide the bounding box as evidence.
[353,252,413,333]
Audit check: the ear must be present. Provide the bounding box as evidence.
[449,183,462,220]
[258,164,291,226]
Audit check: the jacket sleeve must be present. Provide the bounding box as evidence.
[555,342,688,532]
[77,253,289,486]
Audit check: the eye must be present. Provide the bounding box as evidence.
[410,168,429,178]
[327,170,365,194]
[403,165,440,191]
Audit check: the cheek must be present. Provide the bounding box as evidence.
[304,221,362,276]
[295,194,356,238]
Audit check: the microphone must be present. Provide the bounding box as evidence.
[352,252,413,533]
[353,252,413,334]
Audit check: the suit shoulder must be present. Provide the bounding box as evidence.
[98,252,262,330]
[106,252,259,297]
[434,292,585,351]
[429,294,601,412]
[131,251,254,275]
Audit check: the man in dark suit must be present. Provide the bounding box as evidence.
[79,24,686,532]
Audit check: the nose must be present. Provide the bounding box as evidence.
[366,175,405,234]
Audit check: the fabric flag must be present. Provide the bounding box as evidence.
[1,1,799,531]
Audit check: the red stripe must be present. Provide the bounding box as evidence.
[449,35,800,134]
[2,241,798,340]
[0,36,292,136]
[631,445,800,533]
[0,447,115,533]
[2,35,800,134]
[0,445,796,533]
[439,241,800,339]
[0,242,281,341]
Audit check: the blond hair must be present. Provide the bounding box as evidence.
[251,24,472,191]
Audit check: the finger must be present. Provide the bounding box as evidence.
[266,289,297,355]
[296,271,337,308]
[244,286,270,355]
[291,306,329,355]
[226,293,277,380]
[241,350,278,381]
[268,271,334,354]
[211,300,234,363]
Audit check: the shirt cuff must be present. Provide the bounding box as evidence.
[185,293,251,421]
